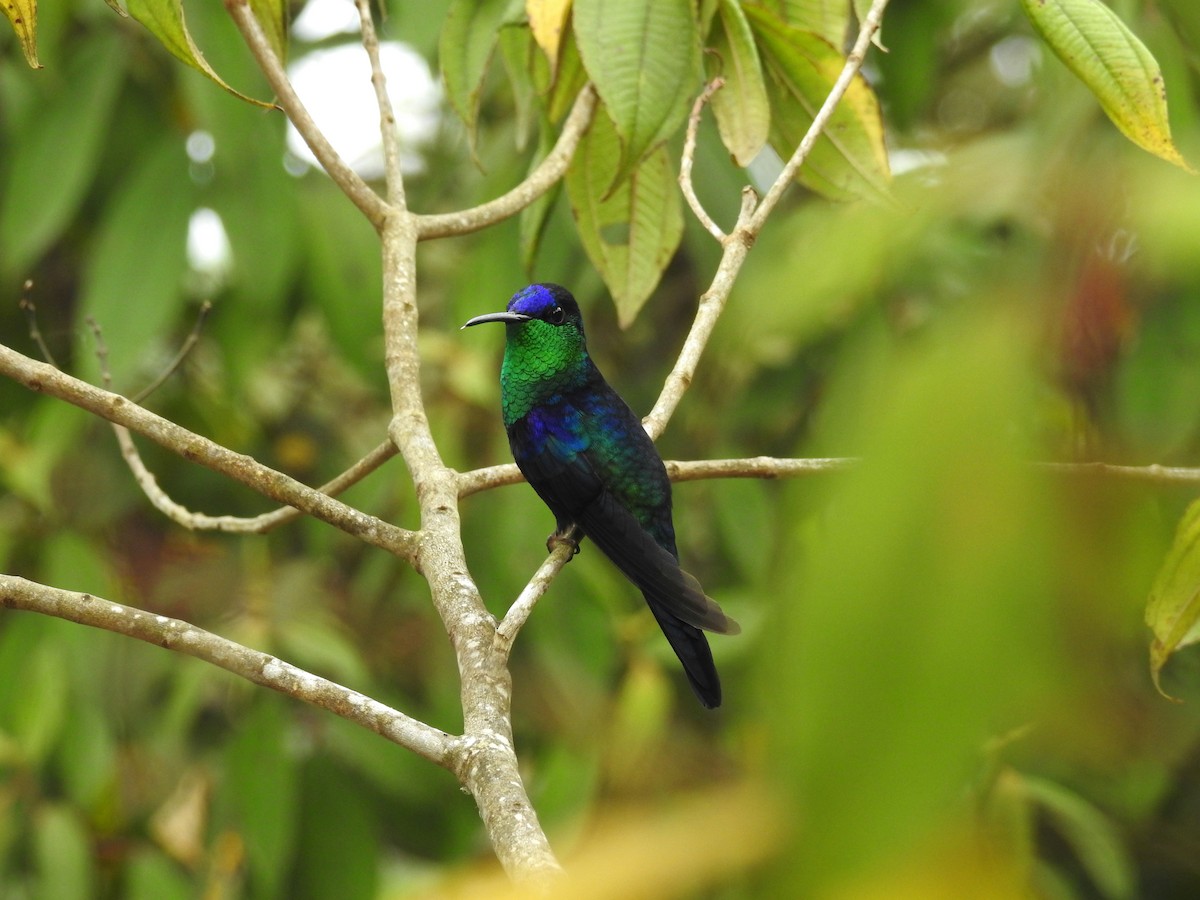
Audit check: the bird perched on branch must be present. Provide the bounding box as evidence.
[463,283,739,708]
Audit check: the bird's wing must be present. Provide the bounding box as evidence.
[574,487,740,636]
[508,415,604,521]
[508,406,739,637]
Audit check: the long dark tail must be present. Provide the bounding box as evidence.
[571,489,736,708]
[647,602,722,708]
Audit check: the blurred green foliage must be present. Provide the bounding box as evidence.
[2,0,1200,897]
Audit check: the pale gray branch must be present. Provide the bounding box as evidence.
[0,343,417,560]
[680,78,727,241]
[355,0,406,210]
[496,539,578,652]
[226,0,389,229]
[116,428,399,533]
[415,86,598,240]
[0,575,451,766]
[1036,461,1200,485]
[642,193,757,440]
[646,0,889,438]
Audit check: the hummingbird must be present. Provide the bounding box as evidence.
[463,283,739,708]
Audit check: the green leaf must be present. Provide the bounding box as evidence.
[498,23,540,149]
[124,0,274,107]
[2,0,40,67]
[440,0,515,152]
[1145,496,1200,698]
[224,700,299,898]
[35,805,94,900]
[1023,776,1137,900]
[746,5,891,202]
[0,34,125,281]
[768,0,849,46]
[77,136,194,384]
[565,112,683,327]
[1020,0,1194,172]
[771,310,1053,889]
[708,0,770,166]
[573,0,700,179]
[124,850,193,900]
[544,26,588,124]
[295,759,379,900]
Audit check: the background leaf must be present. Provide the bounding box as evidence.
[1020,0,1194,172]
[1146,496,1200,697]
[0,33,124,282]
[746,5,891,202]
[440,0,515,152]
[1,0,39,67]
[124,0,273,107]
[76,135,194,383]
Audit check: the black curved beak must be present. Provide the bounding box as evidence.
[461,311,531,329]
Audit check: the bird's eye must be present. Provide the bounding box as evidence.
[548,306,566,324]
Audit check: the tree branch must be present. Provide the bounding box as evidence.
[225,0,390,229]
[680,78,727,242]
[647,0,889,438]
[415,86,598,240]
[1036,461,1200,485]
[0,575,451,766]
[116,429,399,533]
[496,537,579,652]
[0,343,417,559]
[355,0,406,211]
[643,188,758,440]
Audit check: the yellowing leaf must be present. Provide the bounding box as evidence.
[125,0,275,108]
[1021,0,1194,172]
[746,5,891,202]
[1145,497,1200,699]
[2,0,40,68]
[566,112,683,327]
[527,0,572,72]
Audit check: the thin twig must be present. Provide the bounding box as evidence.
[19,283,58,368]
[117,431,399,533]
[1035,461,1200,485]
[457,463,524,497]
[680,78,727,241]
[496,536,579,652]
[415,86,599,240]
[456,455,854,498]
[355,0,406,211]
[0,342,418,560]
[225,0,389,229]
[0,575,452,766]
[459,456,1200,496]
[131,301,212,404]
[642,188,757,440]
[645,0,888,437]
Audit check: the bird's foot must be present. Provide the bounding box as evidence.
[546,530,580,558]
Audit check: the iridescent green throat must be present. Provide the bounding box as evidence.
[500,319,589,425]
